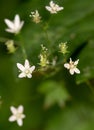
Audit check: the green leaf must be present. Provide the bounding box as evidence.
[76,39,94,84]
[38,81,70,108]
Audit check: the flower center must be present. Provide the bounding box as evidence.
[25,69,30,74]
[70,62,75,69]
[15,113,22,119]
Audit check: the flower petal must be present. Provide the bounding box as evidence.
[17,119,23,126]
[10,106,17,114]
[18,105,24,113]
[74,59,79,65]
[24,59,30,69]
[17,63,25,71]
[74,68,80,74]
[9,115,16,122]
[30,66,35,73]
[4,19,14,29]
[18,72,26,78]
[27,73,32,78]
[5,28,15,33]
[45,6,52,12]
[64,63,70,69]
[50,1,54,7]
[58,7,64,11]
[14,14,20,29]
[69,69,74,75]
[19,21,24,30]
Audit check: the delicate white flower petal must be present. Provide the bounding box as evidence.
[14,14,20,28]
[74,68,80,74]
[64,63,70,69]
[4,19,14,29]
[19,21,24,30]
[69,58,72,63]
[45,6,52,12]
[10,106,17,114]
[18,72,26,78]
[17,119,23,126]
[70,69,74,75]
[50,1,54,7]
[5,28,15,33]
[30,66,35,73]
[27,73,32,78]
[58,7,64,11]
[9,115,16,122]
[24,59,30,69]
[21,114,26,119]
[18,105,24,113]
[17,63,25,71]
[74,59,79,65]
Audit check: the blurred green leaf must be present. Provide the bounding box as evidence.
[76,39,94,84]
[38,81,70,108]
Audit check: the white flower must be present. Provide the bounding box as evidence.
[45,1,64,14]
[4,14,24,34]
[9,105,25,126]
[17,59,35,78]
[30,10,41,23]
[64,58,80,75]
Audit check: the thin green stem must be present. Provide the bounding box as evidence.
[44,29,51,44]
[86,80,94,95]
[16,34,27,59]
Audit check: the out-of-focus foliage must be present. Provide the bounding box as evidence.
[0,0,94,130]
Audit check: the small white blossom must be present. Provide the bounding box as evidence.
[17,59,35,78]
[45,1,64,14]
[4,14,24,34]
[30,10,41,24]
[9,105,25,126]
[64,58,80,75]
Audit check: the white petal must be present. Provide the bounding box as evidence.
[74,68,80,74]
[18,72,26,78]
[17,63,25,71]
[74,59,79,65]
[57,7,64,11]
[69,69,74,75]
[30,66,35,73]
[14,14,20,29]
[9,115,16,122]
[19,21,24,30]
[45,6,52,12]
[69,58,73,63]
[27,73,32,78]
[50,1,54,7]
[17,119,23,126]
[5,28,15,33]
[4,19,14,29]
[24,59,30,69]
[21,114,26,119]
[18,105,24,113]
[10,106,17,114]
[64,63,70,69]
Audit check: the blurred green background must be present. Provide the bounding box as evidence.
[0,0,94,130]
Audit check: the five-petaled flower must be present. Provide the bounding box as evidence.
[17,59,35,78]
[64,58,80,75]
[9,105,25,126]
[45,1,64,14]
[4,14,24,34]
[30,10,41,24]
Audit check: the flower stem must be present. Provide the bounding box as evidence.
[86,80,94,95]
[16,34,27,59]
